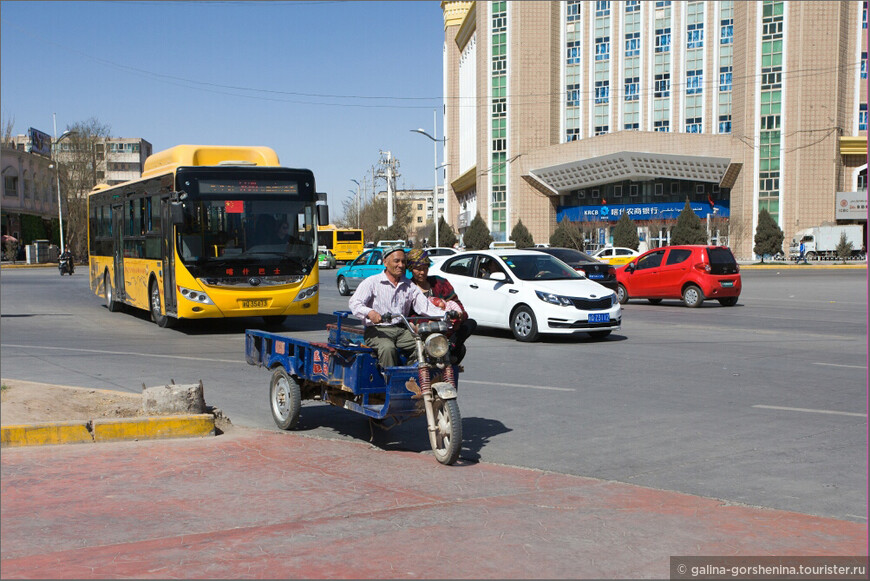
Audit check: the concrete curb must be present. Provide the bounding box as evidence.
[0,414,215,448]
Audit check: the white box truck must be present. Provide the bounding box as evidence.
[788,225,865,260]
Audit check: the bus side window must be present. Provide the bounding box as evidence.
[181,236,202,260]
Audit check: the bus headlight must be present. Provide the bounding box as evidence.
[294,284,319,302]
[178,285,215,305]
[424,333,450,358]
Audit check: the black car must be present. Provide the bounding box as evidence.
[534,247,617,292]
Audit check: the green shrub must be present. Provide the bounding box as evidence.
[611,212,639,250]
[753,209,784,262]
[509,219,535,248]
[670,199,707,245]
[463,212,493,250]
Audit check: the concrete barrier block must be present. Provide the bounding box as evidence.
[142,381,206,415]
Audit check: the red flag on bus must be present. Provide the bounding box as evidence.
[225,200,244,213]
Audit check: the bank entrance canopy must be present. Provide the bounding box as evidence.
[527,151,740,195]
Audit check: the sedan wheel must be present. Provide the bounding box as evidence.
[682,285,705,308]
[617,284,629,305]
[511,306,539,342]
[337,276,350,296]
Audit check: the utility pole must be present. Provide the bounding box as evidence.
[377,151,401,227]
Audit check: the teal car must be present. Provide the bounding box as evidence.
[336,247,411,296]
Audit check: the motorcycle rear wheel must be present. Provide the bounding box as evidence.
[430,397,462,465]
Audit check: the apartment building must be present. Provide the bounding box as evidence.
[440,1,867,258]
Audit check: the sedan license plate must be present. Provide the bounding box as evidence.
[721,281,734,287]
[241,299,269,309]
[588,313,610,323]
[589,273,604,279]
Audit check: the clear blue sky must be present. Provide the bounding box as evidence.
[1,0,445,219]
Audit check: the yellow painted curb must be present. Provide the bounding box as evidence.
[92,414,215,442]
[1,415,215,447]
[1,421,93,447]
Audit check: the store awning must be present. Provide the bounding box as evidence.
[527,151,737,194]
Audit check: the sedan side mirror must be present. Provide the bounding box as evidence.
[489,271,507,282]
[625,263,635,273]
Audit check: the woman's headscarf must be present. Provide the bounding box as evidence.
[406,248,431,269]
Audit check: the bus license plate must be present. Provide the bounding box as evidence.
[589,313,610,323]
[241,299,269,309]
[721,281,734,287]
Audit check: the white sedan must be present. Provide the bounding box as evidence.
[430,249,621,342]
[425,246,459,265]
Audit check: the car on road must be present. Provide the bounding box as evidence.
[591,246,641,266]
[425,246,459,265]
[534,247,618,293]
[335,246,411,296]
[615,245,741,308]
[317,248,337,269]
[431,249,621,342]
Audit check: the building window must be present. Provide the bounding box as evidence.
[595,1,609,17]
[656,1,671,7]
[687,25,704,49]
[595,37,610,61]
[624,78,639,101]
[862,52,867,79]
[630,185,639,197]
[594,125,609,136]
[655,27,671,52]
[654,120,670,132]
[624,0,639,13]
[686,118,702,133]
[595,81,610,104]
[624,32,640,56]
[567,0,581,22]
[687,70,703,94]
[864,2,867,29]
[654,73,670,98]
[860,104,868,131]
[4,175,18,197]
[720,21,733,44]
[614,185,623,197]
[719,69,732,92]
[718,116,732,134]
[655,183,664,196]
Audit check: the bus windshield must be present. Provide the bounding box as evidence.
[177,197,318,277]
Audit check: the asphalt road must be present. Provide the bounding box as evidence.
[1,265,866,522]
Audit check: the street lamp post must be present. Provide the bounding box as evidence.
[51,115,78,252]
[411,109,445,247]
[351,179,361,228]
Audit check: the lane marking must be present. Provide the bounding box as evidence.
[752,405,866,418]
[460,379,575,392]
[1,344,242,364]
[811,362,867,370]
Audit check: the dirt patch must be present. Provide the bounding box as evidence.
[0,378,233,434]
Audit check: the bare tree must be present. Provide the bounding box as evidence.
[645,218,669,248]
[1,114,15,147]
[57,118,111,258]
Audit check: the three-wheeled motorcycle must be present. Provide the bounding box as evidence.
[245,310,463,465]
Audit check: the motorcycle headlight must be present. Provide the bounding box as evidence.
[424,333,450,358]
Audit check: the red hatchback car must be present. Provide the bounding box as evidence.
[615,245,741,308]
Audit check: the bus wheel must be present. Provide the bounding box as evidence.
[150,279,175,328]
[105,273,121,312]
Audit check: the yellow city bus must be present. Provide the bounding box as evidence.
[317,224,364,262]
[87,144,328,328]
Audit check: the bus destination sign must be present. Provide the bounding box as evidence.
[199,179,299,195]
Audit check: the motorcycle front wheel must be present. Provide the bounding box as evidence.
[430,397,462,465]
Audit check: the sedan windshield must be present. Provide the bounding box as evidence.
[498,254,583,281]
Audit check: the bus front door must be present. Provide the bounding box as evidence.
[111,205,125,301]
[161,199,177,316]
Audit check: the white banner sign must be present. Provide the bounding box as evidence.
[835,191,868,220]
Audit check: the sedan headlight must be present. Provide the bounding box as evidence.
[424,333,450,358]
[178,285,214,305]
[535,290,574,306]
[294,284,319,302]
